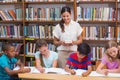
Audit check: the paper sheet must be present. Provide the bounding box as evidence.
[89,71,120,77]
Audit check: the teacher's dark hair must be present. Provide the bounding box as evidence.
[60,6,71,32]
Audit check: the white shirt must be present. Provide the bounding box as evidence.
[53,20,83,51]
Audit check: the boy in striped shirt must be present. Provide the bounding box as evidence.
[64,43,92,77]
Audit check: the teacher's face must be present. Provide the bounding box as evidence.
[62,12,71,25]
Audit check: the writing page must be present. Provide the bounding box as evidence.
[89,71,120,77]
[45,68,70,75]
[74,69,87,76]
[13,66,40,73]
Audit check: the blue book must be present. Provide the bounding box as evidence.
[24,26,27,37]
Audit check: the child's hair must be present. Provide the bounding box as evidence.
[2,42,14,52]
[105,40,119,61]
[105,40,117,50]
[59,6,71,32]
[36,39,47,50]
[77,43,91,55]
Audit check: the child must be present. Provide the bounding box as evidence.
[64,43,92,77]
[96,40,120,75]
[35,39,58,73]
[0,43,31,80]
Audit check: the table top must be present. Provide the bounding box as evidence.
[18,73,120,80]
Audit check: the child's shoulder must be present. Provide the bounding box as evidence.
[69,52,77,57]
[0,54,7,61]
[101,55,110,63]
[0,53,5,57]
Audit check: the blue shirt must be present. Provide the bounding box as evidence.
[0,54,17,80]
[35,51,58,68]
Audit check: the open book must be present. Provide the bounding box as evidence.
[89,71,120,77]
[13,66,40,73]
[75,69,120,77]
[13,66,70,74]
[14,66,120,77]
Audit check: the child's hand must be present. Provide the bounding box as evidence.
[19,68,31,73]
[23,68,31,73]
[39,68,45,73]
[102,69,109,75]
[26,68,31,73]
[70,69,76,75]
[82,72,89,77]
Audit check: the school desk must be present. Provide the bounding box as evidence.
[18,73,119,80]
[15,67,120,80]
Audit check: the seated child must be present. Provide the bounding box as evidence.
[35,39,58,73]
[0,43,31,80]
[64,43,92,77]
[96,40,120,75]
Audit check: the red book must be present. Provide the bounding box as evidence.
[8,10,16,20]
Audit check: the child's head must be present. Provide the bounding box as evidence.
[2,43,15,58]
[105,40,119,61]
[36,39,48,54]
[77,43,91,59]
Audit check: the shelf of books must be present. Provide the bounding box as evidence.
[0,0,24,63]
[117,0,120,42]
[23,0,75,66]
[77,0,117,61]
[1,0,120,66]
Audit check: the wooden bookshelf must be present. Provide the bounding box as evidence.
[77,0,118,66]
[0,0,120,67]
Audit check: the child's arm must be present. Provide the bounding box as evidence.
[64,65,76,75]
[107,68,120,73]
[16,59,24,69]
[96,63,108,75]
[82,66,92,77]
[16,59,31,72]
[107,61,120,73]
[52,59,58,68]
[4,66,31,76]
[35,58,45,73]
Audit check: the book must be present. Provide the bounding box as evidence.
[8,10,16,20]
[89,71,120,77]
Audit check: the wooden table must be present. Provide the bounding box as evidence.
[18,73,119,80]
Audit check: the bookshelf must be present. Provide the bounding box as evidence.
[77,0,118,62]
[0,0,25,63]
[0,0,75,66]
[23,0,75,66]
[0,0,120,67]
[118,1,120,41]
